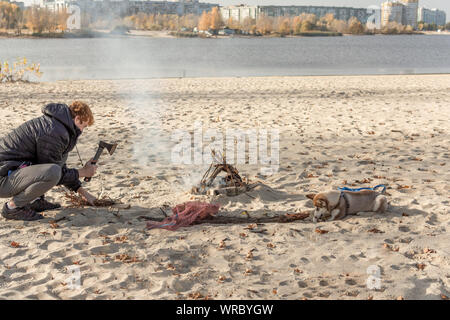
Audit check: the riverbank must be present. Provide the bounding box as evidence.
[0,28,428,39]
[0,74,449,299]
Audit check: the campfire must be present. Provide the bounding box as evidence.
[191,150,257,197]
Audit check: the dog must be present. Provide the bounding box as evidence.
[306,190,388,222]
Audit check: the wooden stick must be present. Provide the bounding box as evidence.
[140,213,310,225]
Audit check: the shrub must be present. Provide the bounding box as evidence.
[0,58,42,83]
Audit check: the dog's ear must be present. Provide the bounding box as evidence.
[306,194,316,200]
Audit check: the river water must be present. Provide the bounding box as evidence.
[1,35,450,81]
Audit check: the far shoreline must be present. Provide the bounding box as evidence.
[5,72,450,85]
[2,29,448,40]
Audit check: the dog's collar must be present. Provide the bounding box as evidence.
[341,192,350,213]
[329,192,350,214]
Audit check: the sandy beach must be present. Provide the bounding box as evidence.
[0,74,449,300]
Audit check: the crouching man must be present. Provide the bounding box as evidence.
[0,101,98,221]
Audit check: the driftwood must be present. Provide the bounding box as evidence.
[138,212,310,225]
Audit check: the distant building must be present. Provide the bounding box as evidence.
[400,0,418,28]
[418,7,447,26]
[220,5,370,24]
[381,1,404,26]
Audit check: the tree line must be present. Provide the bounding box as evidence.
[0,2,69,34]
[1,2,449,36]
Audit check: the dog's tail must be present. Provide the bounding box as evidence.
[373,185,387,195]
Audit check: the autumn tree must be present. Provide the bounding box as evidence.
[56,8,69,32]
[292,16,302,34]
[329,19,348,33]
[277,17,291,35]
[256,14,273,35]
[226,17,239,29]
[348,17,365,34]
[240,17,256,34]
[300,20,314,32]
[198,11,210,31]
[209,7,223,31]
[0,1,22,31]
[181,14,198,30]
[318,13,334,31]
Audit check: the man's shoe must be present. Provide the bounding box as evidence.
[2,203,43,221]
[28,196,61,212]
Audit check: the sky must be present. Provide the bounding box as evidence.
[23,0,449,21]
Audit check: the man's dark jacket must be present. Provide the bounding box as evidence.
[0,103,82,192]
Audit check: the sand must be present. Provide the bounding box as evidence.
[0,74,449,300]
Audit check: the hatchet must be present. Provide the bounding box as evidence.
[84,141,117,182]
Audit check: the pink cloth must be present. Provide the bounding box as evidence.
[147,201,220,231]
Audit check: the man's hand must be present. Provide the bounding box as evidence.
[77,187,97,205]
[78,159,98,178]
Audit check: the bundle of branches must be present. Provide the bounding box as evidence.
[64,191,118,208]
[194,150,248,194]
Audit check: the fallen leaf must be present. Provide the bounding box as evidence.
[294,268,303,274]
[167,264,176,270]
[10,241,20,248]
[267,243,276,248]
[239,233,248,238]
[50,222,59,229]
[188,292,204,300]
[423,248,436,254]
[218,275,226,283]
[441,294,449,300]
[115,254,141,263]
[368,228,384,234]
[417,263,426,271]
[315,228,329,234]
[272,289,277,294]
[246,251,253,260]
[114,236,128,243]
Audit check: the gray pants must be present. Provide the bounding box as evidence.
[0,164,61,207]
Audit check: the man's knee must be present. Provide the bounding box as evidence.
[46,164,62,184]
